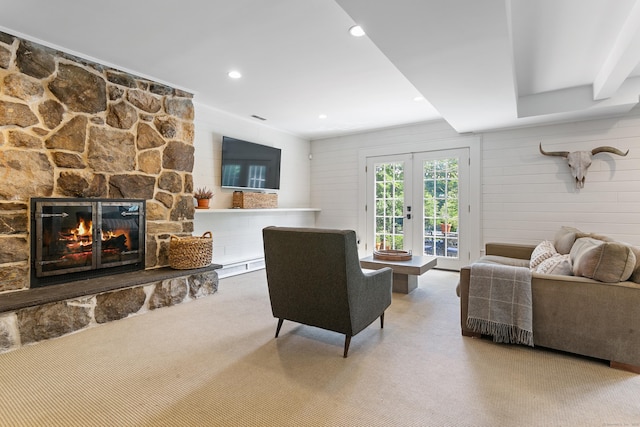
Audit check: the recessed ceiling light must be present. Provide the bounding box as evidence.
[228,70,242,79]
[414,96,425,102]
[349,25,365,37]
[318,114,328,119]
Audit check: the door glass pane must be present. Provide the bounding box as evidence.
[374,162,404,250]
[423,158,458,258]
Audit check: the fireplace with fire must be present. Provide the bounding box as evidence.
[30,198,146,287]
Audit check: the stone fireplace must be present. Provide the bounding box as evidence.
[0,30,197,287]
[0,31,218,353]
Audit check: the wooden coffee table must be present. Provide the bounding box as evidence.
[360,255,437,294]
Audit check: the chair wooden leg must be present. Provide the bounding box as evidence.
[380,312,385,329]
[343,335,352,358]
[275,318,284,338]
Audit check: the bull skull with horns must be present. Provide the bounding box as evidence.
[539,143,629,189]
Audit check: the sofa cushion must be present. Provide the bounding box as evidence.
[554,226,581,254]
[536,254,572,276]
[530,240,557,269]
[570,237,637,283]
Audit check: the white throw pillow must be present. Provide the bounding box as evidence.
[530,240,557,270]
[536,254,572,276]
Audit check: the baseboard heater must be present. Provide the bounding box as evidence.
[217,258,265,278]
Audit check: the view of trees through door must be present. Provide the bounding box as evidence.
[369,149,467,270]
[374,162,406,251]
[422,158,459,258]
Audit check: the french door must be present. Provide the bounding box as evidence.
[366,148,470,271]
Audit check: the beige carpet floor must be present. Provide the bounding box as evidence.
[0,269,638,427]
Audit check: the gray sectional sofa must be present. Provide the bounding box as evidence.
[458,227,640,373]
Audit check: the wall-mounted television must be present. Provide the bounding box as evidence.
[221,136,282,191]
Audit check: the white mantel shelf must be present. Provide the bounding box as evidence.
[195,208,320,213]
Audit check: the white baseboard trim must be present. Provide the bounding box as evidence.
[217,258,265,279]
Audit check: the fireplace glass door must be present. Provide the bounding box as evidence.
[37,201,96,276]
[99,201,143,268]
[32,198,145,286]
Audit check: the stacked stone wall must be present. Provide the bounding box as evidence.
[0,31,197,293]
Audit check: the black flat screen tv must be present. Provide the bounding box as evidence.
[221,136,282,191]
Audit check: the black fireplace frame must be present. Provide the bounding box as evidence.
[30,198,146,288]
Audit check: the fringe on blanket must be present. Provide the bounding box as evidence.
[467,317,534,347]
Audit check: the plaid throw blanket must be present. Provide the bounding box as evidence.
[467,263,534,347]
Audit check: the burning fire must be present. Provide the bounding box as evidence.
[73,218,92,240]
[102,229,131,250]
[62,218,131,251]
[64,218,93,250]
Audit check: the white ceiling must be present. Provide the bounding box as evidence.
[1,0,640,140]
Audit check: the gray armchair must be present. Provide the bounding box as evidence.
[262,226,393,357]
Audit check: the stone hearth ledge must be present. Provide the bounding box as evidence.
[0,265,221,353]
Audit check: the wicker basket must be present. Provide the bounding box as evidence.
[232,191,278,208]
[169,231,213,269]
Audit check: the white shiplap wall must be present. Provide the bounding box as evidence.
[311,109,640,260]
[482,109,640,246]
